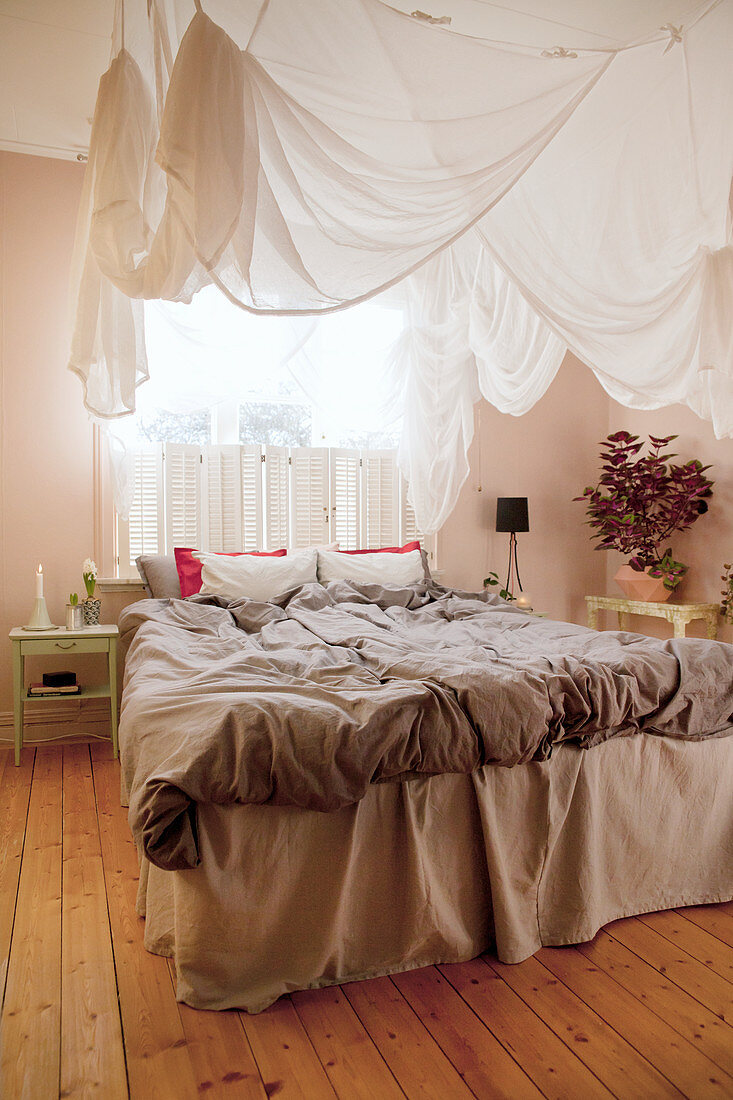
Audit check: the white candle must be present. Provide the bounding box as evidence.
[35,563,43,598]
[516,592,533,611]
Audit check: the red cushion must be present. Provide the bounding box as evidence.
[174,546,287,597]
[341,541,420,555]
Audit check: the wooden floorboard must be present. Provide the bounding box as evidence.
[91,744,201,1100]
[637,909,733,983]
[0,748,730,1099]
[391,965,542,1100]
[239,995,338,1098]
[489,952,679,1097]
[165,958,267,1099]
[0,746,34,1010]
[342,974,474,1099]
[1,748,63,1100]
[606,916,733,1025]
[678,905,733,950]
[539,943,733,1099]
[577,928,733,1078]
[60,745,127,1099]
[440,956,614,1100]
[291,985,405,1099]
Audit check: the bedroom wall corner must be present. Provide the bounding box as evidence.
[436,353,609,626]
[0,151,116,736]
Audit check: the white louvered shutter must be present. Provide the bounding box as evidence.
[290,447,330,548]
[164,443,202,552]
[399,477,421,545]
[118,444,164,574]
[361,450,399,548]
[203,445,241,552]
[330,449,361,549]
[240,445,263,551]
[263,446,290,549]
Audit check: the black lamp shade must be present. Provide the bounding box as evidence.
[496,497,529,533]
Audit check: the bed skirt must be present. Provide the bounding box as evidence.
[135,731,733,1012]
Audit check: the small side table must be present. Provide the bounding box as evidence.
[585,596,718,640]
[9,624,119,767]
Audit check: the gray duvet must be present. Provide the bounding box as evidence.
[118,581,733,871]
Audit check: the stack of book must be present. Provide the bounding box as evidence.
[27,671,81,698]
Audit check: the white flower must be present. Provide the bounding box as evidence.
[82,558,98,578]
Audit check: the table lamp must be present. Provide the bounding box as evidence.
[496,497,529,597]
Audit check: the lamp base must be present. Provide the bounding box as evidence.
[23,597,55,630]
[504,531,524,599]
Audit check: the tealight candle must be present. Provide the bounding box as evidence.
[35,563,43,598]
[515,592,533,611]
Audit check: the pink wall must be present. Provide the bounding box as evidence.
[439,364,733,644]
[0,152,98,730]
[1,151,731,739]
[437,354,610,625]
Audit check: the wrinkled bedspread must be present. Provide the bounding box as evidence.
[118,581,733,870]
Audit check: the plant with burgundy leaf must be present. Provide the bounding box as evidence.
[721,563,733,624]
[574,431,713,591]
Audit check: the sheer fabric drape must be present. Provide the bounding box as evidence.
[69,0,733,532]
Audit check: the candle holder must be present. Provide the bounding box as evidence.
[24,596,55,631]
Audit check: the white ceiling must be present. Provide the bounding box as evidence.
[0,0,705,163]
[0,0,113,160]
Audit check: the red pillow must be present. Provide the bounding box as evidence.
[174,546,287,597]
[342,541,420,555]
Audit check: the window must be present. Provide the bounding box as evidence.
[111,289,431,575]
[117,442,422,574]
[239,402,311,447]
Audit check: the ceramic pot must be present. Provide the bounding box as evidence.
[82,597,101,625]
[614,565,671,603]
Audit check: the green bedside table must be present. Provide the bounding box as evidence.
[9,624,119,767]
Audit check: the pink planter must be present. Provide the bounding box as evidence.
[614,565,671,603]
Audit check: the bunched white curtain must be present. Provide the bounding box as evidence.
[69,0,733,532]
[395,235,566,532]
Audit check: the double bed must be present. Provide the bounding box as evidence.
[119,575,733,1012]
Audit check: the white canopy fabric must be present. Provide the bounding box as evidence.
[69,0,733,531]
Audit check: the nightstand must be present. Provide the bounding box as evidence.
[9,624,119,767]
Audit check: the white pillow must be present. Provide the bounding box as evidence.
[195,548,318,602]
[317,548,424,586]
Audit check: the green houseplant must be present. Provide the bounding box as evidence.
[721,563,733,624]
[483,571,514,602]
[575,432,713,600]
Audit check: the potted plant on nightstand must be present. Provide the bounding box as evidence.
[81,558,101,625]
[575,432,713,602]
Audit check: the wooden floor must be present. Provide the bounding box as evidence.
[0,745,731,1099]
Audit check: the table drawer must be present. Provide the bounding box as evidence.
[19,637,110,656]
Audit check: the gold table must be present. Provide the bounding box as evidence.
[585,596,718,639]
